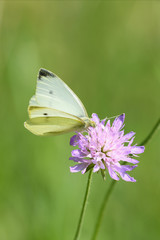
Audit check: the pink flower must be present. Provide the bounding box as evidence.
[69,114,145,182]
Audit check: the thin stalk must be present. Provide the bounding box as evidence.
[91,118,160,240]
[139,118,160,146]
[74,169,93,240]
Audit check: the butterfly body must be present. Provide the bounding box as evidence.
[24,69,94,136]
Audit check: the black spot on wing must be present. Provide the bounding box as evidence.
[43,113,48,116]
[38,68,55,80]
[49,90,53,94]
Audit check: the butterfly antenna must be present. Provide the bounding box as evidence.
[108,114,122,119]
[102,113,123,121]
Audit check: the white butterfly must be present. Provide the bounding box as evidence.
[24,68,95,136]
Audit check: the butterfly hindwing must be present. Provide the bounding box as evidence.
[24,115,85,136]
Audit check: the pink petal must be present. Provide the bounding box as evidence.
[131,146,145,154]
[91,113,100,124]
[70,135,79,146]
[70,163,89,173]
[122,131,135,141]
[107,166,119,181]
[120,173,136,182]
[93,165,100,172]
[112,114,125,131]
[71,149,86,157]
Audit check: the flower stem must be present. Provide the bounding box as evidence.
[90,117,160,240]
[74,169,93,240]
[139,118,160,146]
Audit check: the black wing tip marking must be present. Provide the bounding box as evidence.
[38,68,55,80]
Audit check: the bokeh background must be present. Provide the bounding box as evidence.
[0,1,160,240]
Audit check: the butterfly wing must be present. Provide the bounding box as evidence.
[25,69,89,135]
[33,68,88,118]
[24,114,85,136]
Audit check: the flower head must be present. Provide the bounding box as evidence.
[69,113,145,182]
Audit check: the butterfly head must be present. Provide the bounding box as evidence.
[82,118,96,129]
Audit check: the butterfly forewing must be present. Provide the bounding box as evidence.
[35,69,88,118]
[29,95,39,106]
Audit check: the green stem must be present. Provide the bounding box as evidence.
[139,118,160,146]
[91,117,160,240]
[74,169,93,240]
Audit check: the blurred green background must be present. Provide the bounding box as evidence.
[0,1,160,240]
